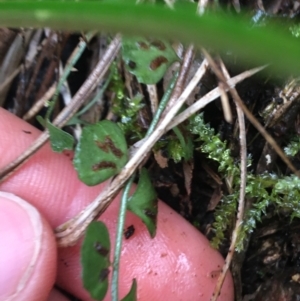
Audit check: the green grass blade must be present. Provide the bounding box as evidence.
[0,2,299,76]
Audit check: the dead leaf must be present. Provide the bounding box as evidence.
[207,186,223,211]
[183,160,194,196]
[154,150,168,168]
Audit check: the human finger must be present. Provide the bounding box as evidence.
[0,108,234,300]
[0,192,56,301]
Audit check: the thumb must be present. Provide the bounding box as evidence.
[0,192,57,301]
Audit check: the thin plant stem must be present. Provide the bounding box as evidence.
[163,45,194,115]
[111,175,135,301]
[72,66,114,119]
[147,84,158,115]
[209,58,247,301]
[145,71,179,137]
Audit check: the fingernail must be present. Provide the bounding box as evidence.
[0,192,43,300]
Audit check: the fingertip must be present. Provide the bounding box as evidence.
[0,192,57,301]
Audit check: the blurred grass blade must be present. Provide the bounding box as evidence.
[127,168,158,237]
[120,279,137,301]
[0,2,300,76]
[81,221,111,301]
[74,121,128,186]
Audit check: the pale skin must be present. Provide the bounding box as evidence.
[0,108,234,301]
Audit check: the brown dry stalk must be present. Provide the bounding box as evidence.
[206,55,247,301]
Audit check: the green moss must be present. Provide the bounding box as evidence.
[190,113,300,252]
[110,63,145,140]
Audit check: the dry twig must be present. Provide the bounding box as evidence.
[207,56,247,301]
[163,44,194,115]
[219,81,232,123]
[166,65,264,130]
[147,84,158,114]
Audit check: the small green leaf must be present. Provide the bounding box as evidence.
[74,120,128,186]
[284,136,300,156]
[122,36,179,84]
[81,221,111,301]
[168,138,184,163]
[47,121,74,152]
[172,127,193,162]
[127,168,157,237]
[36,115,74,152]
[121,279,137,301]
[36,115,46,127]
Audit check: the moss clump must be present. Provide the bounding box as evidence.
[190,113,300,251]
